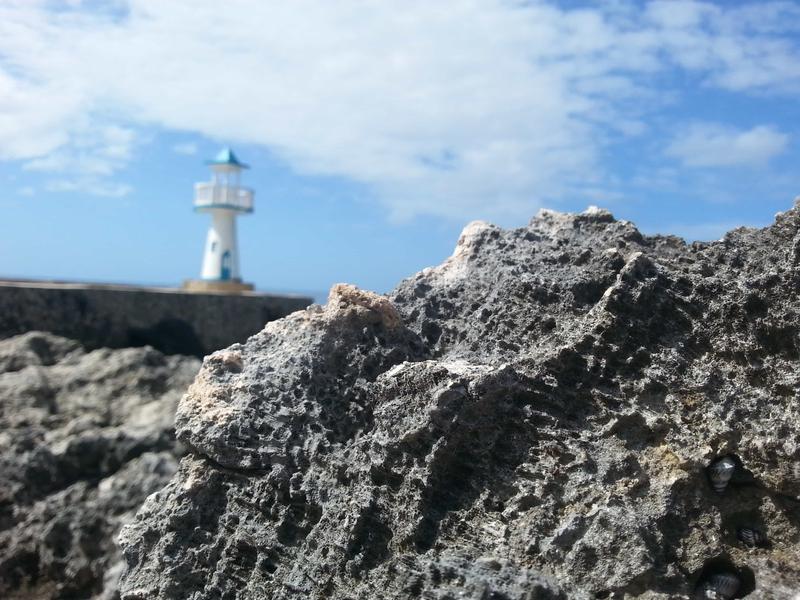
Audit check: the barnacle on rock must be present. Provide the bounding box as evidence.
[696,572,741,600]
[708,456,737,493]
[737,527,767,548]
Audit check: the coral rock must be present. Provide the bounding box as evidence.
[120,206,800,599]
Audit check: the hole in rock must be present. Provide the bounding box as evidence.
[369,465,404,490]
[413,516,438,553]
[258,548,280,577]
[693,556,755,598]
[421,320,442,345]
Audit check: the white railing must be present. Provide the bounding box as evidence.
[194,183,254,212]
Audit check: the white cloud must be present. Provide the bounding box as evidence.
[665,123,789,168]
[0,1,798,219]
[645,1,720,30]
[45,178,132,198]
[645,1,800,93]
[172,142,198,155]
[18,119,137,196]
[0,72,78,161]
[23,123,136,176]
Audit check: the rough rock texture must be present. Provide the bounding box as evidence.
[0,332,199,599]
[119,204,800,599]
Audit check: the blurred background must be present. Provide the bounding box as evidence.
[0,0,798,300]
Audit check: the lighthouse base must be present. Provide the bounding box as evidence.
[182,279,255,293]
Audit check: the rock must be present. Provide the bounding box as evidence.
[119,206,800,598]
[0,331,81,373]
[0,333,199,599]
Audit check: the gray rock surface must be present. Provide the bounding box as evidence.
[0,332,199,599]
[119,204,800,599]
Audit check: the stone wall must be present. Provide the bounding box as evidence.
[0,280,311,356]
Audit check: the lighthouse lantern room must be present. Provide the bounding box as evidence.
[183,148,255,293]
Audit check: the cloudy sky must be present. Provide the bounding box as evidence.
[1,0,799,298]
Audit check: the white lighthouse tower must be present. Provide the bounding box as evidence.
[184,148,255,292]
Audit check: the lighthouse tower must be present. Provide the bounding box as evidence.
[183,148,255,292]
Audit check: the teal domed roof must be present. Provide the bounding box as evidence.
[206,147,249,169]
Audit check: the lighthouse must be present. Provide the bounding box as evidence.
[183,148,255,292]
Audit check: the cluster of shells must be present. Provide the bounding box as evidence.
[695,456,767,599]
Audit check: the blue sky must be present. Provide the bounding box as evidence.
[1,0,799,300]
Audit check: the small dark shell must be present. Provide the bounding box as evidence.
[708,456,736,493]
[701,572,741,600]
[737,526,766,547]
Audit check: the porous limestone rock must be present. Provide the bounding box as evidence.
[119,204,800,599]
[0,332,199,599]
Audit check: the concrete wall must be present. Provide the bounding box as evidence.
[0,280,312,357]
